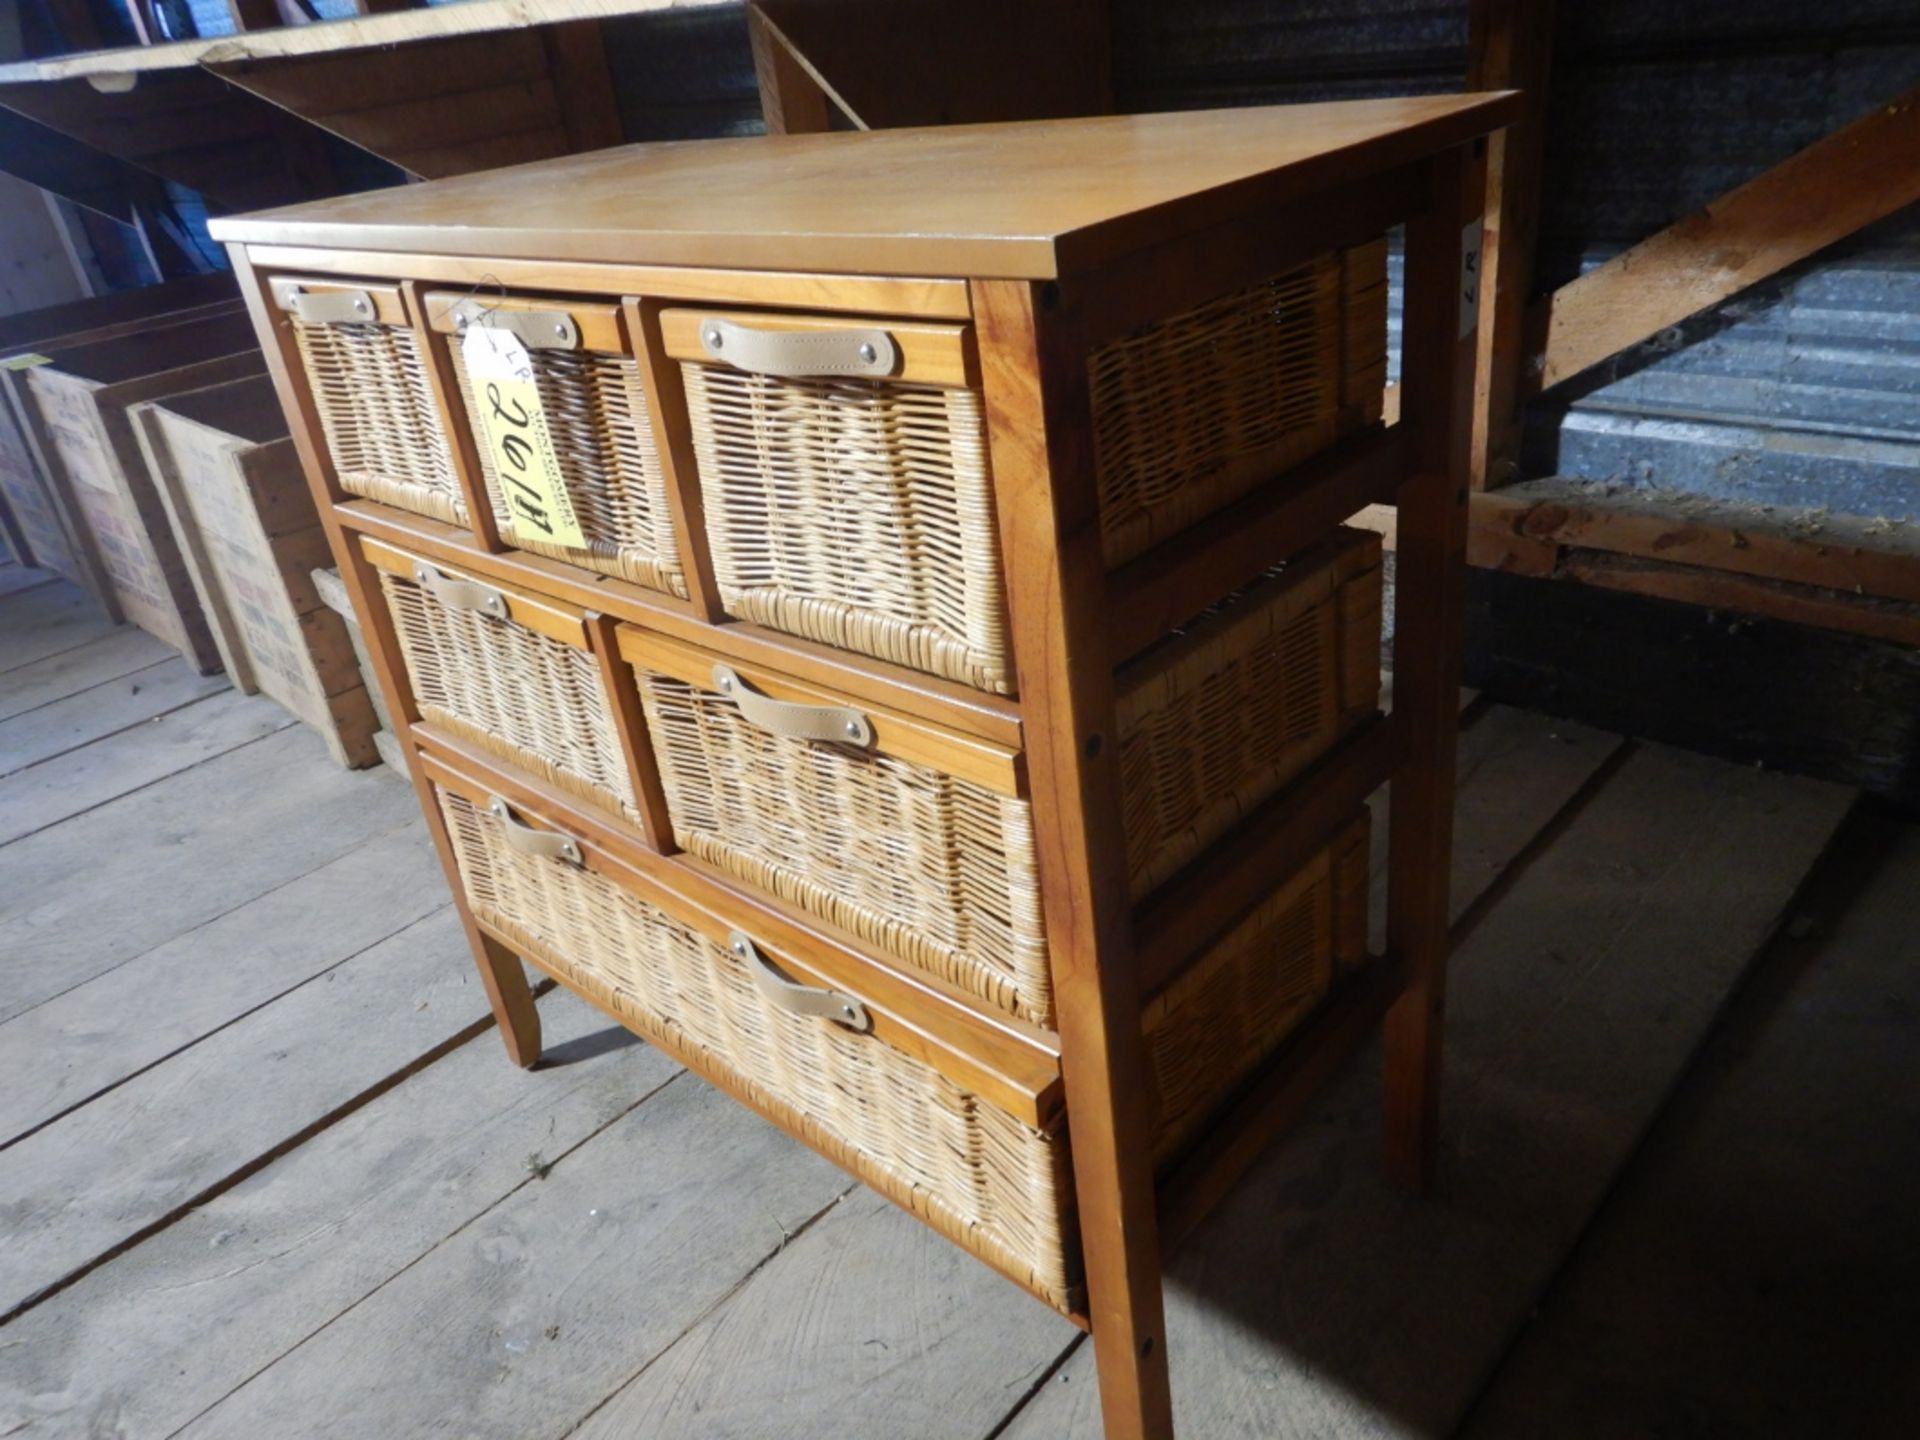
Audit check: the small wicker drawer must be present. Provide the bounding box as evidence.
[1091,239,1389,568]
[271,277,465,526]
[422,292,687,598]
[427,773,1083,1314]
[622,531,1381,1029]
[662,307,1012,694]
[361,537,642,823]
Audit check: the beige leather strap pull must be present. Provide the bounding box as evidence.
[413,562,509,621]
[728,932,870,1032]
[697,317,898,379]
[487,797,584,867]
[712,665,873,747]
[284,288,378,325]
[447,298,581,351]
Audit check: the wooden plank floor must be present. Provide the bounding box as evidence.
[1,570,1909,1439]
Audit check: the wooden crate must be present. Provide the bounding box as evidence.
[312,564,407,772]
[19,311,263,669]
[0,276,239,607]
[134,375,381,768]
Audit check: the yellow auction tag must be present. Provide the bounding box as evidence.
[460,324,585,549]
[1,353,53,371]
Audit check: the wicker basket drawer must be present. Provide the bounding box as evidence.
[361,537,642,822]
[426,758,1367,1313]
[426,771,1083,1314]
[661,243,1384,694]
[272,278,464,526]
[1091,240,1389,568]
[1116,526,1382,896]
[663,307,1010,693]
[620,529,1381,1028]
[1145,809,1370,1163]
[421,291,687,598]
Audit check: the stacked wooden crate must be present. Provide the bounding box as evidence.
[134,376,382,767]
[15,310,261,669]
[213,96,1504,1440]
[0,275,239,607]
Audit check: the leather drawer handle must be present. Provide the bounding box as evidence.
[697,317,898,379]
[285,287,378,325]
[448,297,580,351]
[729,931,870,1032]
[488,796,584,867]
[713,665,873,748]
[413,562,509,621]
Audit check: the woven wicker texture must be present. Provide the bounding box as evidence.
[291,316,465,524]
[450,342,687,597]
[631,537,1379,1028]
[1088,242,1388,568]
[381,569,639,822]
[1115,534,1383,897]
[1142,813,1368,1164]
[636,671,1052,1026]
[683,363,1011,693]
[438,788,1080,1312]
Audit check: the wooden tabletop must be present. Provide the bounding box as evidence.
[210,95,1516,281]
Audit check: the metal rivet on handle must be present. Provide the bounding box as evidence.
[857,342,877,364]
[354,299,368,315]
[844,720,862,739]
[731,939,749,957]
[705,328,723,350]
[555,323,568,339]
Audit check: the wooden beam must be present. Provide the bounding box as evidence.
[1533,85,1920,392]
[1470,482,1920,606]
[1560,552,1920,649]
[0,0,731,82]
[1466,0,1554,488]
[747,2,837,135]
[1467,481,1920,645]
[749,0,1112,134]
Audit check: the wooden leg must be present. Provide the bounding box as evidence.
[1383,145,1487,1192]
[471,929,543,1068]
[229,245,545,1073]
[974,278,1174,1440]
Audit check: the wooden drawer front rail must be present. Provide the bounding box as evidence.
[272,277,465,526]
[422,290,687,598]
[361,535,643,824]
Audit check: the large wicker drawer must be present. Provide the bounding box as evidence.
[421,290,687,598]
[621,528,1382,1029]
[272,278,465,526]
[424,753,1370,1314]
[425,764,1083,1315]
[360,536,643,824]
[661,243,1384,694]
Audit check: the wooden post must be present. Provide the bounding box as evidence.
[1382,144,1485,1191]
[973,277,1174,1440]
[231,245,543,1070]
[1467,0,1554,489]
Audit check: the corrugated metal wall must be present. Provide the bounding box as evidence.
[1108,0,1920,522]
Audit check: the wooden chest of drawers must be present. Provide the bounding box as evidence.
[212,93,1511,1440]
